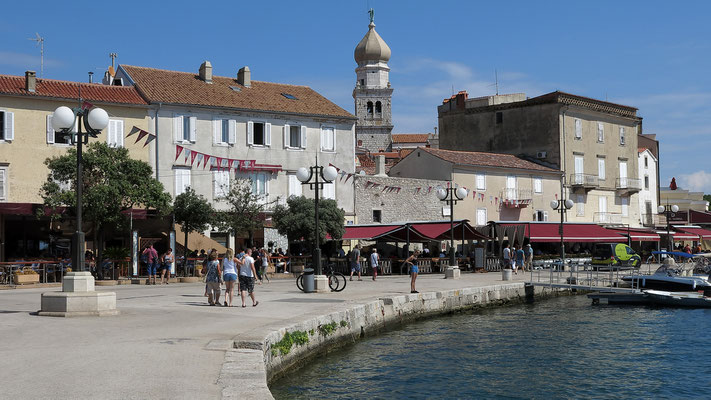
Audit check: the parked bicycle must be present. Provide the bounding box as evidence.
[296,263,347,292]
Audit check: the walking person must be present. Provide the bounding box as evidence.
[259,248,270,283]
[524,244,533,272]
[502,244,511,270]
[204,250,222,306]
[221,248,241,307]
[160,248,173,284]
[405,250,420,293]
[515,246,525,275]
[142,244,159,285]
[370,248,380,281]
[350,244,362,281]
[239,248,259,308]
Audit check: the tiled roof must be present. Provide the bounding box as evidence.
[638,147,648,153]
[421,148,559,172]
[0,74,147,105]
[121,65,354,119]
[392,133,431,143]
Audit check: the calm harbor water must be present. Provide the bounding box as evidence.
[270,295,711,399]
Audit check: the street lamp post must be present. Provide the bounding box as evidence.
[550,198,574,270]
[658,204,679,251]
[51,104,109,272]
[297,160,338,278]
[436,185,468,278]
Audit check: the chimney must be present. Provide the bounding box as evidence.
[25,70,36,92]
[199,61,213,83]
[455,90,468,110]
[237,66,251,87]
[374,155,387,177]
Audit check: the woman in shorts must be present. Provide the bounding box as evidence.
[221,248,242,307]
[160,248,173,284]
[405,250,420,294]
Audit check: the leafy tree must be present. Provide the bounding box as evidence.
[212,178,275,249]
[173,187,214,274]
[704,194,711,210]
[272,196,345,251]
[40,142,171,274]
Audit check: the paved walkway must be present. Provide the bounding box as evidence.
[0,271,528,400]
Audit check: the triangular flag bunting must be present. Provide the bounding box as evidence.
[175,145,184,161]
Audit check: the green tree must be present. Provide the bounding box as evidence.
[272,196,345,251]
[704,194,711,210]
[212,178,275,249]
[40,142,171,274]
[173,187,214,274]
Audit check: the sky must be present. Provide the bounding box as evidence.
[2,0,711,192]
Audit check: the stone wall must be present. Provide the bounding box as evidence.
[354,175,446,224]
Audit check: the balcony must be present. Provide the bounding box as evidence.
[569,174,599,191]
[616,177,642,194]
[499,188,533,208]
[594,212,623,224]
[641,213,665,227]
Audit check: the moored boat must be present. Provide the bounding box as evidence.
[644,289,711,308]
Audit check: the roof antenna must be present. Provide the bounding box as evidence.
[110,53,118,69]
[28,33,45,79]
[495,69,499,95]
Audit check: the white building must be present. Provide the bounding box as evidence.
[113,62,357,248]
[638,147,658,227]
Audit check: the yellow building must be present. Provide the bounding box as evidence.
[0,71,150,260]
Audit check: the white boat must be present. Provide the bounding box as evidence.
[622,253,711,292]
[644,289,711,308]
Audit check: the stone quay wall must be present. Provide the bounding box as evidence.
[218,282,563,399]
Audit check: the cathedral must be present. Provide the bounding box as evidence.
[353,10,393,153]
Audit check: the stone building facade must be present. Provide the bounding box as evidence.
[354,174,445,225]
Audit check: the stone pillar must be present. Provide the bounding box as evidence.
[39,272,118,317]
[313,275,330,293]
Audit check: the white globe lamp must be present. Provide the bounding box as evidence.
[322,166,338,182]
[51,106,76,131]
[296,167,310,183]
[436,188,447,200]
[455,187,468,200]
[87,107,109,131]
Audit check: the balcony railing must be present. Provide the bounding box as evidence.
[594,212,623,224]
[569,173,599,188]
[616,177,642,192]
[499,188,533,208]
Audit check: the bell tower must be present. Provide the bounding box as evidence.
[353,9,393,153]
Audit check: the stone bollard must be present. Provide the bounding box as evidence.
[501,268,512,281]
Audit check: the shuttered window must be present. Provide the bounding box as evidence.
[476,173,486,190]
[574,118,582,139]
[107,119,124,147]
[213,170,230,199]
[0,168,6,200]
[321,127,335,151]
[0,111,14,141]
[174,168,191,196]
[597,122,604,142]
[288,174,302,197]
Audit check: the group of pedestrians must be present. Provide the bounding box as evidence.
[502,244,533,274]
[203,248,259,308]
[348,245,419,293]
[141,244,174,285]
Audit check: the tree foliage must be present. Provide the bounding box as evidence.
[40,142,171,229]
[173,187,214,237]
[272,196,345,247]
[704,194,711,210]
[212,178,274,249]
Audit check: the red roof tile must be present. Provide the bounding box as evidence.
[392,134,431,143]
[0,74,147,105]
[421,148,559,172]
[121,65,354,119]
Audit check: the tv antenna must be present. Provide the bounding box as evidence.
[28,33,45,78]
[109,52,118,69]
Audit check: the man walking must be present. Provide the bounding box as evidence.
[142,244,159,285]
[350,244,362,281]
[524,244,533,272]
[515,245,525,275]
[370,248,380,281]
[502,244,511,270]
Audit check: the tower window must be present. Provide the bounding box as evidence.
[373,210,382,223]
[360,79,364,86]
[496,112,503,124]
[375,101,382,115]
[367,101,374,115]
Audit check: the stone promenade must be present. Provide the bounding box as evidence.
[0,271,530,400]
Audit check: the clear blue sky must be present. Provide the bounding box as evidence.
[2,0,710,192]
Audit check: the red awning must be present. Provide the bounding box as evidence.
[673,226,711,240]
[608,228,660,242]
[511,223,627,243]
[411,221,490,241]
[336,225,404,240]
[0,203,34,215]
[659,231,699,240]
[689,210,711,224]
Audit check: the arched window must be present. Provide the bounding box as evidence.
[375,101,382,115]
[367,101,373,115]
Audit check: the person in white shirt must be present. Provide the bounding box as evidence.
[370,248,380,281]
[239,248,259,308]
[503,245,511,269]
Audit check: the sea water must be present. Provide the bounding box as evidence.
[270,295,711,399]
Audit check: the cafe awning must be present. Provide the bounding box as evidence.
[332,220,490,242]
[411,221,490,241]
[500,222,626,243]
[689,210,711,224]
[607,227,660,242]
[673,226,711,240]
[338,224,404,240]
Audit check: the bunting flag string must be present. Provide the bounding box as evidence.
[129,126,156,147]
[143,134,156,147]
[134,129,148,144]
[175,145,184,161]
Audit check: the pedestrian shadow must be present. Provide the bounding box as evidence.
[181,294,206,298]
[177,301,218,307]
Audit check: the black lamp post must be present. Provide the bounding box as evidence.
[551,198,574,270]
[436,185,468,270]
[296,158,338,276]
[51,104,109,271]
[658,203,679,251]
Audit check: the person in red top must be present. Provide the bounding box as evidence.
[142,244,159,285]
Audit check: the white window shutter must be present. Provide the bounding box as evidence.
[4,112,14,141]
[543,211,549,221]
[300,125,307,149]
[174,114,182,143]
[265,123,271,146]
[247,121,254,145]
[283,124,290,148]
[331,128,336,151]
[0,169,5,199]
[189,116,197,142]
[107,120,115,146]
[46,115,55,144]
[575,119,582,138]
[213,118,219,144]
[117,120,124,147]
[228,120,236,144]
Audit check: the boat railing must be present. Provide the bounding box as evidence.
[528,259,643,292]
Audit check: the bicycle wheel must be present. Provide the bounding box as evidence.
[332,272,347,292]
[296,274,305,292]
[328,274,340,292]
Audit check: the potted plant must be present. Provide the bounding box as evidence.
[14,267,40,285]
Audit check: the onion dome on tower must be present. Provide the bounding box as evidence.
[354,21,391,64]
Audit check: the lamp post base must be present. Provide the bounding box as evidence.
[38,272,118,317]
[445,266,461,279]
[313,275,330,293]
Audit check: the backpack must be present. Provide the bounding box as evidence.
[140,252,148,264]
